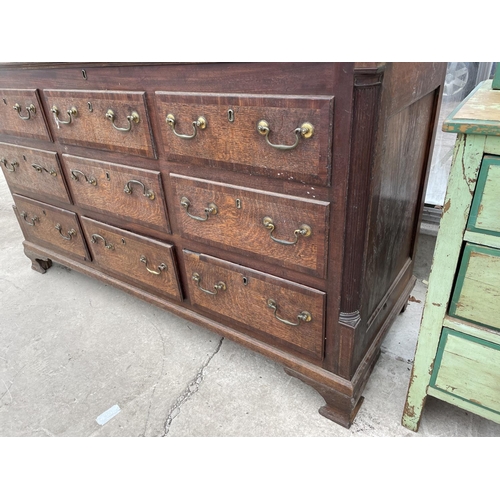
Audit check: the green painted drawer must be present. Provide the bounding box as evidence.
[468,156,500,237]
[430,328,500,415]
[449,243,500,331]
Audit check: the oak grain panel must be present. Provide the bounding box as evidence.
[171,174,330,278]
[183,250,325,359]
[12,194,89,260]
[81,217,182,301]
[0,142,70,203]
[43,89,156,158]
[156,92,333,185]
[62,155,170,233]
[0,89,52,141]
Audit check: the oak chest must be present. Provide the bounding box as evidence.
[0,62,446,428]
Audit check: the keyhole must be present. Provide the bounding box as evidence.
[228,109,234,122]
[242,276,248,285]
[87,102,93,112]
[2,99,6,105]
[82,69,87,80]
[106,172,111,181]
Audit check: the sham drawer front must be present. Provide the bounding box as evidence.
[171,174,329,278]
[156,92,333,186]
[0,142,71,203]
[12,194,89,260]
[62,155,170,233]
[0,89,51,141]
[183,250,326,360]
[43,90,156,158]
[449,243,500,331]
[81,217,182,301]
[468,156,500,237]
[430,328,500,415]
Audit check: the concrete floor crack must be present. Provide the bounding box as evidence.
[142,317,168,437]
[162,337,224,436]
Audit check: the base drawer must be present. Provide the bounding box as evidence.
[81,217,182,301]
[430,327,500,415]
[12,194,89,261]
[183,250,325,360]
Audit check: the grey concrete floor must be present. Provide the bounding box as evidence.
[1,173,499,437]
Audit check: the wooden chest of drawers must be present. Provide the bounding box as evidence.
[0,62,446,428]
[403,79,500,430]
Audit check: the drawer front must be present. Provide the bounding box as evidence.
[430,328,500,415]
[0,89,51,141]
[62,155,170,233]
[171,174,329,278]
[81,217,182,301]
[449,243,500,331]
[468,156,500,237]
[12,194,89,260]
[183,250,326,359]
[156,92,333,186]
[0,142,71,203]
[43,90,156,158]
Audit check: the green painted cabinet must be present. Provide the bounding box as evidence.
[402,79,500,431]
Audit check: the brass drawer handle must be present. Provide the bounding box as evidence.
[262,217,311,245]
[91,233,114,250]
[140,255,167,275]
[180,197,217,221]
[51,105,78,126]
[13,103,36,120]
[70,169,97,186]
[257,120,314,151]
[124,180,155,200]
[267,299,312,326]
[105,109,140,132]
[166,113,207,140]
[55,223,76,240]
[1,158,17,172]
[32,163,57,177]
[192,272,226,295]
[20,210,39,226]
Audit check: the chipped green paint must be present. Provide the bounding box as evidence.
[427,386,500,425]
[449,244,500,331]
[464,229,500,250]
[493,62,500,90]
[401,134,486,432]
[484,135,500,155]
[467,156,500,237]
[402,79,500,432]
[443,316,500,346]
[430,328,500,416]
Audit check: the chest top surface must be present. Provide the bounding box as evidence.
[443,79,500,136]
